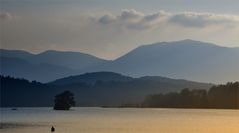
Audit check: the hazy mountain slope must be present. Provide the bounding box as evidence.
[1,40,239,83]
[94,40,239,83]
[0,49,109,82]
[0,57,76,82]
[28,50,109,69]
[0,49,34,58]
[0,49,108,70]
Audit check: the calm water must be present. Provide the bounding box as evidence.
[0,107,239,133]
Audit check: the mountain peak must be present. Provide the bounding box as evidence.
[139,39,221,49]
[113,40,239,83]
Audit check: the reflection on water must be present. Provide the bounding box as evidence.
[1,107,239,133]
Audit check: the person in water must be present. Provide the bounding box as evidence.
[51,126,55,132]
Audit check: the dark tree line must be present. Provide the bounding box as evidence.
[142,82,239,109]
[0,75,54,107]
[208,82,239,109]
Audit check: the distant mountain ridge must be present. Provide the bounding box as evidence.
[1,40,239,83]
[0,49,108,82]
[91,40,239,83]
[30,50,109,69]
[0,49,34,58]
[0,49,108,69]
[0,56,76,82]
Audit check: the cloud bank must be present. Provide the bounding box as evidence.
[97,9,239,30]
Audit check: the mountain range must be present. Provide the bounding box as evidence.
[1,39,239,83]
[1,72,212,107]
[0,50,108,82]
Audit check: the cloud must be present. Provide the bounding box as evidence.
[120,9,144,20]
[97,9,239,30]
[98,9,170,30]
[169,12,239,28]
[98,14,116,24]
[0,12,13,21]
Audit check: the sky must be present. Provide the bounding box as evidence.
[1,0,239,59]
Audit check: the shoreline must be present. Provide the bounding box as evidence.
[1,106,238,110]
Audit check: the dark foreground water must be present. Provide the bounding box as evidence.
[1,107,239,133]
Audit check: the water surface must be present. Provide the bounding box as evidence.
[1,107,239,133]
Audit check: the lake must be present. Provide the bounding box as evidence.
[0,107,239,133]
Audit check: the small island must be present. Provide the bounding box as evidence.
[54,91,75,110]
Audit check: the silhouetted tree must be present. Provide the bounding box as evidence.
[54,91,75,110]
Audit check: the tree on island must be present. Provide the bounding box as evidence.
[54,91,75,110]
